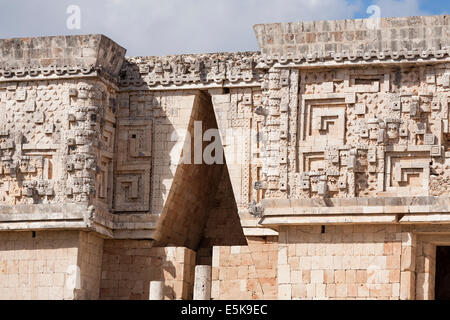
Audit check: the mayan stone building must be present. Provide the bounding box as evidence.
[1,14,450,300]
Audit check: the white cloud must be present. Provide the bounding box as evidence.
[97,0,364,55]
[373,0,428,17]
[0,0,440,56]
[0,0,364,56]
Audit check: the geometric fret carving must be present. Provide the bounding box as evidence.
[114,119,152,212]
[293,68,450,198]
[96,114,116,208]
[385,152,430,195]
[300,152,325,173]
[116,120,152,170]
[299,97,347,146]
[114,172,150,212]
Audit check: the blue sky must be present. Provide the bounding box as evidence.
[0,0,448,56]
[355,0,448,18]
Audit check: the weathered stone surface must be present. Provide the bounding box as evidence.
[254,15,450,63]
[1,15,450,300]
[0,35,126,83]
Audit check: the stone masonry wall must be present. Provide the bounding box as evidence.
[3,16,450,300]
[211,236,278,300]
[100,241,195,300]
[254,15,450,58]
[277,225,416,300]
[415,237,435,300]
[0,231,81,299]
[76,232,104,299]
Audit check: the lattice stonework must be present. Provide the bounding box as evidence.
[287,65,450,199]
[0,79,114,205]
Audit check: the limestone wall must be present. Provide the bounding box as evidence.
[211,236,278,300]
[76,232,104,299]
[0,35,125,80]
[415,239,436,300]
[0,230,103,300]
[100,242,195,300]
[2,15,450,300]
[254,15,450,60]
[277,225,416,300]
[114,90,199,216]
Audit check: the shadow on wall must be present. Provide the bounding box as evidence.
[147,260,177,300]
[117,62,246,254]
[100,242,195,300]
[153,89,245,252]
[196,163,248,265]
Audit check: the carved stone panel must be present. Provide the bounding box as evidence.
[299,97,347,147]
[385,152,430,195]
[114,119,152,213]
[114,172,151,212]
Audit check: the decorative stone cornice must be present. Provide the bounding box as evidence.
[0,203,158,239]
[257,47,450,67]
[0,64,123,87]
[260,196,450,226]
[118,43,450,91]
[119,52,264,89]
[2,46,449,87]
[0,64,96,78]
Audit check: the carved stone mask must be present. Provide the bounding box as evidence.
[387,122,399,139]
[368,122,379,140]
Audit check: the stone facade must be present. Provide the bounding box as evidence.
[1,15,450,299]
